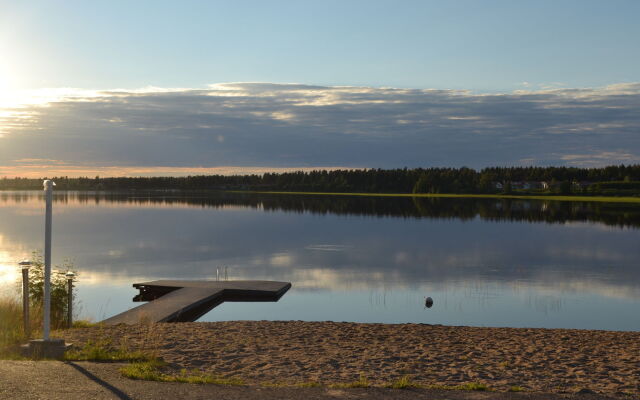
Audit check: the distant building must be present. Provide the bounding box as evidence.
[494,181,550,191]
[572,181,592,189]
[511,181,545,190]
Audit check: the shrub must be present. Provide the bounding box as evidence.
[25,253,77,330]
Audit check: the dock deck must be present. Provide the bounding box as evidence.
[102,280,291,325]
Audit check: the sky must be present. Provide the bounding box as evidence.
[1,0,639,177]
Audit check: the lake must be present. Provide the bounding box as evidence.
[0,191,638,331]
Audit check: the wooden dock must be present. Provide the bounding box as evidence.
[102,280,292,325]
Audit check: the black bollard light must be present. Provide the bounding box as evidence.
[19,260,31,338]
[65,271,75,329]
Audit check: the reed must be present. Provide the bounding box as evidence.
[0,296,40,357]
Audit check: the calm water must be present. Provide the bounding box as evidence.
[0,191,638,331]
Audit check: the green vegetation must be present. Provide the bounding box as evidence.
[2,165,640,197]
[295,381,322,388]
[64,339,152,362]
[71,320,99,329]
[257,378,495,391]
[329,375,370,388]
[509,385,525,392]
[385,375,420,389]
[26,254,78,329]
[0,296,25,357]
[0,254,78,358]
[120,360,244,385]
[424,382,491,391]
[119,359,169,381]
[456,383,490,391]
[241,190,640,204]
[116,361,499,393]
[261,381,322,388]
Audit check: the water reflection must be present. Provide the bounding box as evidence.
[0,191,638,330]
[2,191,640,228]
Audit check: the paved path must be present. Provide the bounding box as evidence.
[0,361,627,400]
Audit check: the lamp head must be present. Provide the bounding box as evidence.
[43,180,56,190]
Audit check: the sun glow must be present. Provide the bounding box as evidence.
[0,71,18,109]
[0,44,22,108]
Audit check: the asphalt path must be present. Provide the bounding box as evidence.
[0,361,631,400]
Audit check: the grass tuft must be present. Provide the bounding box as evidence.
[425,382,491,391]
[0,297,23,355]
[386,375,421,389]
[261,381,322,388]
[457,382,490,391]
[120,360,244,385]
[120,359,168,381]
[260,382,288,388]
[295,381,322,388]
[64,339,153,362]
[71,320,99,329]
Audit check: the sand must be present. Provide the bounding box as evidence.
[59,321,640,395]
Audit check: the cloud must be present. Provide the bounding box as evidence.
[560,151,640,167]
[0,165,352,179]
[1,82,640,176]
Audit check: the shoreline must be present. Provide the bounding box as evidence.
[231,190,640,204]
[1,188,640,204]
[59,320,640,395]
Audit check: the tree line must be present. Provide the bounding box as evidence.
[3,190,639,228]
[1,165,640,195]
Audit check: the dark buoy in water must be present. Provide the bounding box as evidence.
[425,296,433,308]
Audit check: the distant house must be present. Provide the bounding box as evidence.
[495,181,549,191]
[572,181,592,189]
[511,181,545,190]
[526,181,546,190]
[493,181,546,190]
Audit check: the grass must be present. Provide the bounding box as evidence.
[71,320,99,329]
[454,383,490,391]
[120,360,244,385]
[423,382,491,391]
[63,339,153,362]
[509,385,525,392]
[261,381,322,388]
[116,359,498,393]
[385,375,420,389]
[231,190,640,204]
[329,375,370,388]
[258,378,494,392]
[0,296,45,359]
[0,302,153,362]
[295,381,322,388]
[0,297,24,356]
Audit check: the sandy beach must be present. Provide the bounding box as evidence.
[58,321,640,395]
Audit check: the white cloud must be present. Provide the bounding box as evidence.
[1,82,640,172]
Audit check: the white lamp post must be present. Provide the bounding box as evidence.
[43,179,55,340]
[21,180,70,359]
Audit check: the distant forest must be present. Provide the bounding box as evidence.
[3,191,639,228]
[2,165,640,196]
